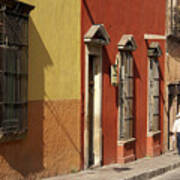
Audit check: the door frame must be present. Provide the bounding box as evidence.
[83,24,110,169]
[84,43,103,168]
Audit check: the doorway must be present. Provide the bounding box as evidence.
[88,55,101,167]
[83,24,110,169]
[168,84,180,150]
[84,50,103,168]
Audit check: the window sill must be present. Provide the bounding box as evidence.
[118,137,136,146]
[0,131,27,143]
[147,130,161,137]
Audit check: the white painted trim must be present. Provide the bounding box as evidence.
[118,138,136,146]
[147,130,161,137]
[84,44,103,169]
[144,34,166,40]
[84,45,89,169]
[93,54,103,166]
[84,38,107,45]
[84,24,110,45]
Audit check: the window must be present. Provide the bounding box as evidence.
[147,42,162,132]
[167,0,180,36]
[119,51,134,139]
[0,1,34,140]
[148,59,160,131]
[117,35,137,140]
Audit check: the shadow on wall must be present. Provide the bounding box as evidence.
[82,0,95,24]
[0,18,53,178]
[167,36,180,62]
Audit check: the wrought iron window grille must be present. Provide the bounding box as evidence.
[0,0,34,141]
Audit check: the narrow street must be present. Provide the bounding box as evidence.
[43,151,180,180]
[152,167,180,180]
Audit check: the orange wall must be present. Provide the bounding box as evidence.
[0,100,81,179]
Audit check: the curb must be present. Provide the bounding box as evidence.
[124,161,180,180]
[42,152,180,180]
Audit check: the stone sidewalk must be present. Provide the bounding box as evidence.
[43,151,180,180]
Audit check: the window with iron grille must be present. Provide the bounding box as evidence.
[119,51,134,140]
[148,59,160,132]
[0,1,34,141]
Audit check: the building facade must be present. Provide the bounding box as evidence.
[164,0,180,151]
[81,0,166,167]
[0,0,167,179]
[0,0,81,179]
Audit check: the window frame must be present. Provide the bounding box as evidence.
[0,1,34,142]
[147,42,162,135]
[118,51,134,140]
[117,34,137,141]
[148,58,160,132]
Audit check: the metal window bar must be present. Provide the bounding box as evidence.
[119,51,134,140]
[0,6,28,136]
[119,52,125,139]
[148,59,160,132]
[0,10,28,46]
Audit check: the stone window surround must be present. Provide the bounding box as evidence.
[117,34,137,143]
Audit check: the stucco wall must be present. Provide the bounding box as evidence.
[163,0,180,151]
[163,38,180,151]
[166,38,180,83]
[166,0,180,84]
[81,0,166,164]
[22,0,81,101]
[0,0,81,179]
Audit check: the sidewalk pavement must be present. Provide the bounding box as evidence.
[43,151,180,180]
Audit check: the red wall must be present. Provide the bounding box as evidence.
[81,0,166,164]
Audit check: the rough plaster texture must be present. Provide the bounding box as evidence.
[0,100,81,180]
[146,135,161,157]
[81,0,166,164]
[164,36,180,151]
[166,38,180,83]
[0,0,82,179]
[21,0,81,101]
[117,142,135,164]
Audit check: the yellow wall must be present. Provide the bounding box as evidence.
[21,0,81,101]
